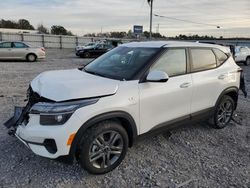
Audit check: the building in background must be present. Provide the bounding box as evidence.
[0,28,39,34]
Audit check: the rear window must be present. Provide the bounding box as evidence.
[213,48,228,66]
[190,49,217,72]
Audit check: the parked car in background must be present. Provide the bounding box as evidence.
[76,43,113,58]
[5,41,246,174]
[75,42,96,52]
[234,46,250,66]
[0,41,45,62]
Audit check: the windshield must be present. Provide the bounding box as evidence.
[84,46,158,80]
[85,43,95,47]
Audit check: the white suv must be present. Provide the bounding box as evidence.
[234,46,250,66]
[5,41,246,174]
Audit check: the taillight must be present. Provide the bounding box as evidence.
[41,47,45,52]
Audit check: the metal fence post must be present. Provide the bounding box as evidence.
[76,36,78,46]
[59,36,62,49]
[41,35,45,47]
[0,32,2,41]
[21,34,24,41]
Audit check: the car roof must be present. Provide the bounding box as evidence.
[121,41,230,53]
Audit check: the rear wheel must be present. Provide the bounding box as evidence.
[84,52,91,58]
[78,121,128,174]
[26,54,37,62]
[244,57,250,66]
[209,95,235,129]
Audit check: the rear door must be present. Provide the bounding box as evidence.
[189,48,229,113]
[12,42,29,59]
[0,42,13,59]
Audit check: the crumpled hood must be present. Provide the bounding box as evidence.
[31,69,119,102]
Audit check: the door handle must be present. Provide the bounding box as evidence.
[180,82,191,88]
[218,74,227,80]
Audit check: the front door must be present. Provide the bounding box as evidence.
[139,48,193,134]
[0,42,13,59]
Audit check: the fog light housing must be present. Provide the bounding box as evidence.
[44,139,57,154]
[55,115,63,123]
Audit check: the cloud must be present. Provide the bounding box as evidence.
[1,0,250,37]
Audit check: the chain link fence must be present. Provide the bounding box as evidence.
[0,32,132,49]
[0,32,250,49]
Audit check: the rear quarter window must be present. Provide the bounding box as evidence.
[213,48,228,66]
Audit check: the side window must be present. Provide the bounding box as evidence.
[190,49,216,72]
[14,42,28,48]
[213,49,228,66]
[0,42,12,48]
[150,49,186,77]
[240,47,247,53]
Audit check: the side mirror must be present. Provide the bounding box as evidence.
[146,70,169,82]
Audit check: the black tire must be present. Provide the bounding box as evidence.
[244,57,250,66]
[83,52,91,58]
[78,121,128,174]
[26,54,37,62]
[209,95,235,129]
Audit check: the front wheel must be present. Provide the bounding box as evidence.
[244,57,250,66]
[83,52,91,58]
[209,95,235,129]
[78,121,128,174]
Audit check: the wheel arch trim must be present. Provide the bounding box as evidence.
[69,111,138,161]
[215,86,239,109]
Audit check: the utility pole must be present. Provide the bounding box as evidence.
[156,24,159,33]
[149,0,153,39]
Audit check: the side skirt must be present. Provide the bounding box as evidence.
[134,107,214,143]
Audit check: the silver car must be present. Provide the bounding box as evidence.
[0,41,46,62]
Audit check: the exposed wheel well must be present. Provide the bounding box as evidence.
[108,117,134,147]
[218,88,238,109]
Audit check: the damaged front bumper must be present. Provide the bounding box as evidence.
[3,87,71,159]
[4,105,30,131]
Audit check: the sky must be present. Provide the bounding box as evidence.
[1,0,250,37]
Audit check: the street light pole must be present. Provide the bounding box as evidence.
[149,0,153,39]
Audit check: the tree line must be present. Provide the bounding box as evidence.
[84,30,167,39]
[0,19,73,36]
[1,19,249,40]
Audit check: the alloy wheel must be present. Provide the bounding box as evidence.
[89,131,124,169]
[217,99,233,126]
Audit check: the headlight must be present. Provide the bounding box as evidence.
[30,98,99,125]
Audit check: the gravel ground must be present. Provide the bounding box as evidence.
[0,49,249,188]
